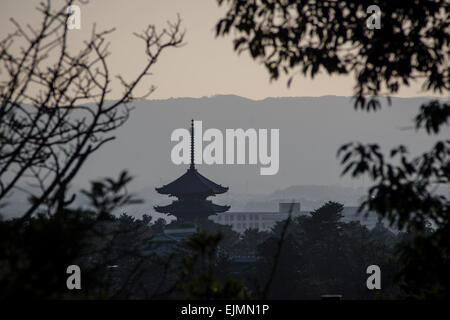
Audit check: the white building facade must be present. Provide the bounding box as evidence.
[209,202,305,233]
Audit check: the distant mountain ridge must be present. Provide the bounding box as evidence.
[2,95,448,218]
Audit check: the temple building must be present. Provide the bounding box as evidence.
[154,120,230,225]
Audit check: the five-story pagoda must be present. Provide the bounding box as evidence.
[154,120,230,225]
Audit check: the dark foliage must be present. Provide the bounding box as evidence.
[216,0,448,110]
[252,202,400,299]
[215,0,449,299]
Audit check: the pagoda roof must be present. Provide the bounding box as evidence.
[156,167,229,196]
[154,199,230,214]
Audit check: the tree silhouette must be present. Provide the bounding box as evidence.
[0,0,184,220]
[215,0,449,298]
[0,0,185,299]
[216,1,448,110]
[0,171,146,298]
[255,202,399,299]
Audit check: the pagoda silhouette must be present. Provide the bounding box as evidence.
[154,120,230,225]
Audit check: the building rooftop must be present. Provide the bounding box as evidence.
[155,198,230,214]
[155,167,228,196]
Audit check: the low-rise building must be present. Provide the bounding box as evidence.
[209,202,306,233]
[209,203,395,233]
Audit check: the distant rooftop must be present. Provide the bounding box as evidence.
[155,167,228,196]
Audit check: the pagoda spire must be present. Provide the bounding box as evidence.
[190,119,195,169]
[154,118,230,224]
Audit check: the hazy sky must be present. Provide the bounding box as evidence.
[0,0,444,100]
